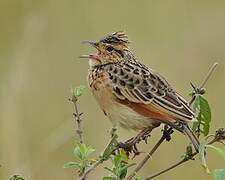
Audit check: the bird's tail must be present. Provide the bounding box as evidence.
[182,124,200,152]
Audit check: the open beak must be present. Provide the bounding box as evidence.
[79,40,100,60]
[82,40,98,48]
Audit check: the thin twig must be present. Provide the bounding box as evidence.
[189,62,218,106]
[144,129,225,180]
[69,89,84,144]
[78,130,119,179]
[126,127,173,180]
[79,159,104,180]
[144,158,188,180]
[199,62,218,89]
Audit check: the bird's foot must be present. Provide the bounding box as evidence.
[117,128,152,158]
[162,125,174,141]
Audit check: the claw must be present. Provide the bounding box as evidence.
[117,128,153,158]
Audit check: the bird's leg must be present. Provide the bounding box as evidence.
[117,127,154,157]
[162,125,174,142]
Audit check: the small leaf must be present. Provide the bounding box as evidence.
[86,146,95,157]
[63,161,80,169]
[192,119,199,132]
[118,165,128,179]
[102,177,114,180]
[74,85,85,97]
[113,155,122,168]
[79,143,88,159]
[10,175,25,180]
[214,169,225,180]
[119,163,136,179]
[199,142,210,173]
[135,173,143,180]
[102,132,118,160]
[73,143,95,160]
[192,94,200,111]
[120,149,128,162]
[199,96,211,136]
[192,95,211,136]
[206,145,225,159]
[112,149,128,169]
[73,145,83,160]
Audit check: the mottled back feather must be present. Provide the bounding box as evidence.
[99,53,195,122]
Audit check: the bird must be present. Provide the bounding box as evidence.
[80,31,200,153]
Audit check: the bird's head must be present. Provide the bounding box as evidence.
[80,31,130,67]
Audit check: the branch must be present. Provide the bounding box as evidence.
[199,62,218,90]
[69,89,84,144]
[126,126,173,180]
[79,128,119,179]
[144,158,189,180]
[144,128,225,180]
[189,62,218,106]
[79,159,104,180]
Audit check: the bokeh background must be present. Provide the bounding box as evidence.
[0,0,225,179]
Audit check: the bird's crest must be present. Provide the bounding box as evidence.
[100,31,130,45]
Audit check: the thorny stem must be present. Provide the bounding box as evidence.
[69,89,84,144]
[144,130,225,180]
[126,127,173,180]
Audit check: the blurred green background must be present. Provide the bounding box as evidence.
[0,0,225,179]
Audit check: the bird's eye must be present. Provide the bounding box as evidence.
[106,46,114,52]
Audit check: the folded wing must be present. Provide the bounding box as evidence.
[105,61,195,122]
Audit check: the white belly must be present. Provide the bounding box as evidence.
[107,102,157,130]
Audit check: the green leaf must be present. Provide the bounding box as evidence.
[192,94,200,111]
[114,155,122,168]
[10,175,25,180]
[86,146,95,157]
[112,149,128,170]
[79,143,89,159]
[73,145,83,160]
[119,163,136,179]
[192,95,211,136]
[214,169,225,180]
[135,173,143,180]
[73,143,95,160]
[119,149,128,162]
[102,132,118,160]
[102,177,114,180]
[63,161,80,169]
[110,149,134,179]
[118,165,128,179]
[74,85,85,97]
[192,120,199,133]
[206,145,225,159]
[199,142,210,173]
